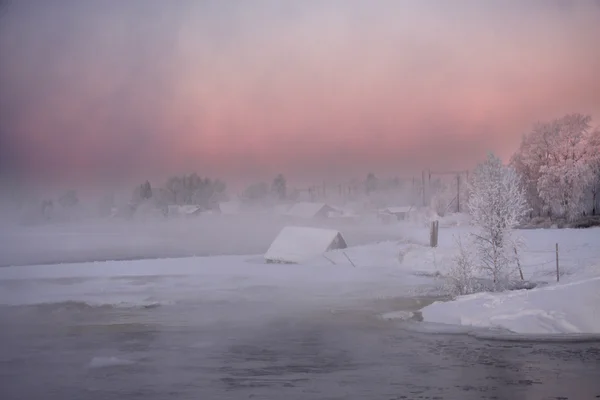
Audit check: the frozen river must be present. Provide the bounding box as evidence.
[0,264,599,400]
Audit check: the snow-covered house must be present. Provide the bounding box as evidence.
[285,202,337,219]
[264,226,348,264]
[379,206,413,221]
[133,201,165,219]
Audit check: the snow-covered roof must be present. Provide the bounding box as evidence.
[286,202,334,218]
[381,206,413,214]
[218,201,241,215]
[179,205,202,215]
[264,226,347,264]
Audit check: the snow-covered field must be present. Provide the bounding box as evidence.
[1,214,599,337]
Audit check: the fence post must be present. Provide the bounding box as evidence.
[555,243,560,282]
[514,247,524,281]
[430,220,439,248]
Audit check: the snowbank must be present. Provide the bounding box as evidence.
[264,226,347,263]
[422,276,600,334]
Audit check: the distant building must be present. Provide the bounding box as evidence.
[285,202,337,219]
[217,201,242,215]
[133,201,165,219]
[379,206,413,221]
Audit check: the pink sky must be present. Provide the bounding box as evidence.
[1,0,599,188]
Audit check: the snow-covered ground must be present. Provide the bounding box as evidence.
[1,213,599,337]
[418,223,600,336]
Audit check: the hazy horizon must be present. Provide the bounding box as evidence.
[1,0,599,188]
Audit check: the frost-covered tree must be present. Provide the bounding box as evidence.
[132,181,152,204]
[365,173,378,195]
[538,160,593,221]
[164,174,227,207]
[512,113,599,220]
[468,153,529,287]
[536,114,596,220]
[511,118,563,216]
[446,235,478,296]
[585,128,600,215]
[271,174,287,200]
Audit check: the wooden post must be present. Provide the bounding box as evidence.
[430,220,439,247]
[555,243,560,282]
[514,247,524,281]
[343,252,357,268]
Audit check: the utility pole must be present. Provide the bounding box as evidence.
[428,169,431,197]
[456,174,461,212]
[555,243,560,282]
[422,170,426,207]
